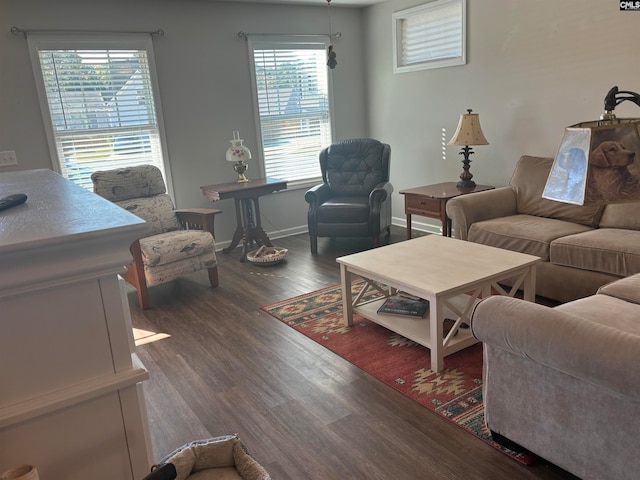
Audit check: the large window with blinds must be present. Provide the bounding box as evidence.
[249,39,333,184]
[393,0,466,74]
[27,34,168,190]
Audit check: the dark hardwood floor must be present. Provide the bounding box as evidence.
[129,227,578,480]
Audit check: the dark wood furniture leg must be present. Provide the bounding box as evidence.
[223,197,246,255]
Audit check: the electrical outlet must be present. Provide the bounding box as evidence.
[0,150,17,166]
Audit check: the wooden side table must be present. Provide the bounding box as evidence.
[400,182,494,239]
[201,178,287,262]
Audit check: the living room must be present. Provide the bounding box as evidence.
[1,0,638,479]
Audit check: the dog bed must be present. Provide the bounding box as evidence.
[143,435,270,480]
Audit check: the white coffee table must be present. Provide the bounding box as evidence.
[336,235,540,372]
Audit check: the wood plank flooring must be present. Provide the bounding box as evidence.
[129,228,578,480]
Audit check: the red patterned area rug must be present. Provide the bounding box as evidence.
[260,281,536,465]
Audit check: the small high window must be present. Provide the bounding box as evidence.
[393,0,466,74]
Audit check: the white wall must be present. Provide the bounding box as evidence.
[3,0,640,241]
[0,0,367,246]
[364,0,640,232]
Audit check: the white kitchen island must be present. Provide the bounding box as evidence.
[0,169,153,479]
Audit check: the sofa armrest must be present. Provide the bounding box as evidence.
[446,187,517,240]
[471,295,640,399]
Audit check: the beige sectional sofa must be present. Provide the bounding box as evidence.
[471,273,640,480]
[446,155,640,303]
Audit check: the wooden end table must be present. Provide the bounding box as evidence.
[400,182,494,239]
[201,178,287,262]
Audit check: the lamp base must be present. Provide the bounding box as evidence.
[233,161,249,183]
[457,179,476,189]
[457,146,475,190]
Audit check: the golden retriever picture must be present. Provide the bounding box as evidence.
[586,140,640,202]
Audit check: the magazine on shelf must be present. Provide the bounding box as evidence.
[377,296,429,317]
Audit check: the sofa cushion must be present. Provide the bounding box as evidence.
[468,214,593,261]
[597,273,640,304]
[550,229,640,277]
[599,202,640,230]
[509,155,604,227]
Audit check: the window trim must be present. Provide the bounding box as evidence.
[27,33,173,195]
[392,0,467,74]
[247,35,335,188]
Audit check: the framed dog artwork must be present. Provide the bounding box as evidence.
[543,119,640,205]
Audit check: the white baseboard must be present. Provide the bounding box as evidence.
[214,219,440,252]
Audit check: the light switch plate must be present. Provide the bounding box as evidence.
[0,150,17,166]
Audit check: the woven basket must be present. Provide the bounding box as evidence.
[246,246,288,265]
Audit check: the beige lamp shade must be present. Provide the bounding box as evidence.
[448,110,489,146]
[543,119,640,205]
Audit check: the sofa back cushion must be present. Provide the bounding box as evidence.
[509,155,604,227]
[599,202,640,230]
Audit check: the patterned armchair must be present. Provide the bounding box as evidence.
[305,138,393,254]
[91,165,221,309]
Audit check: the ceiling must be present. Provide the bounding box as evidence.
[219,0,384,8]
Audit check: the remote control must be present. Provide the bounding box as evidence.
[0,193,28,212]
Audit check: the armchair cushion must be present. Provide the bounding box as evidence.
[92,163,167,201]
[316,196,369,223]
[117,195,182,236]
[140,230,215,267]
[144,253,217,286]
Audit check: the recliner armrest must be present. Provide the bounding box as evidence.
[472,296,640,399]
[446,187,517,240]
[369,181,393,207]
[305,183,332,206]
[175,208,222,237]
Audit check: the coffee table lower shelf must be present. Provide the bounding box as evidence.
[353,296,480,365]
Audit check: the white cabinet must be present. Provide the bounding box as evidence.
[0,169,152,479]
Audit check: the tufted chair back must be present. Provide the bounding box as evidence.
[321,138,390,196]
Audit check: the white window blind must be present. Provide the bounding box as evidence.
[393,0,466,74]
[250,41,333,184]
[28,35,167,190]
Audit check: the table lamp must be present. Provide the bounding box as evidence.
[226,131,251,183]
[543,86,640,205]
[448,109,489,188]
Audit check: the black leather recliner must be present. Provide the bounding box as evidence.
[305,138,393,254]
